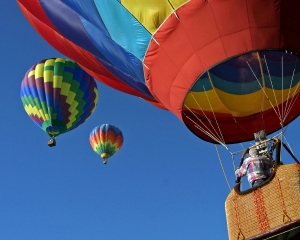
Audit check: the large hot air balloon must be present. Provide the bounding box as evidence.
[16,0,300,145]
[20,58,98,146]
[17,1,300,239]
[89,124,123,164]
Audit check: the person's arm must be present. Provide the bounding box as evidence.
[235,158,249,177]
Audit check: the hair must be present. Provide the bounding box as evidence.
[249,148,258,156]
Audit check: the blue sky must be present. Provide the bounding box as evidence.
[1,2,300,240]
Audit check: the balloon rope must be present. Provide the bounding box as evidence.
[282,131,295,156]
[262,53,300,127]
[247,61,282,122]
[282,58,300,122]
[262,55,283,121]
[257,52,268,117]
[201,80,226,144]
[189,93,224,143]
[280,56,285,162]
[215,145,232,191]
[282,84,300,122]
[282,55,284,128]
[184,111,227,148]
[231,153,237,172]
[282,58,296,118]
[167,0,175,10]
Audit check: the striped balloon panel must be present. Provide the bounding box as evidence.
[17,0,300,144]
[183,51,300,143]
[20,58,98,137]
[185,51,300,117]
[16,0,188,105]
[90,124,123,158]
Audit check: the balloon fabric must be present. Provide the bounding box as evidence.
[17,0,300,144]
[89,124,123,164]
[20,58,98,143]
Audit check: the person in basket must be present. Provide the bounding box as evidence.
[235,147,273,187]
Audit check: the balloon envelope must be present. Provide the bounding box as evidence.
[17,0,300,144]
[20,58,98,139]
[90,124,124,162]
[183,50,300,143]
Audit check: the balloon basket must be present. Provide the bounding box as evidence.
[225,139,300,240]
[48,138,56,147]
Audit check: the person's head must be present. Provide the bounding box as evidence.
[249,147,259,156]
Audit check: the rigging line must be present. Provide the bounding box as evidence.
[190,93,224,142]
[215,144,232,191]
[203,71,225,142]
[284,94,300,122]
[283,94,300,123]
[256,53,268,136]
[183,110,222,143]
[231,153,237,171]
[166,0,176,10]
[183,105,222,140]
[231,149,247,155]
[282,131,295,156]
[282,59,297,120]
[257,52,267,116]
[282,55,284,128]
[239,143,245,150]
[201,78,226,144]
[247,60,282,122]
[184,113,227,147]
[272,132,283,139]
[282,82,300,122]
[193,124,225,147]
[262,56,282,121]
[183,110,224,143]
[279,56,285,154]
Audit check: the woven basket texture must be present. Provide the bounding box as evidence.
[225,163,300,240]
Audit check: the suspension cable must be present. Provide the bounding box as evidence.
[215,144,232,191]
[190,93,224,142]
[283,82,300,122]
[282,130,295,156]
[263,55,283,121]
[183,107,225,144]
[247,60,282,122]
[283,59,297,120]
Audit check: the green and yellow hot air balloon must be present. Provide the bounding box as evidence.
[20,58,98,146]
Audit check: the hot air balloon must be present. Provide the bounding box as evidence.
[17,0,300,239]
[89,124,123,164]
[20,58,98,146]
[16,0,300,144]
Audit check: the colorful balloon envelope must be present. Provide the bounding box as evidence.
[17,0,300,144]
[20,58,98,146]
[90,124,123,164]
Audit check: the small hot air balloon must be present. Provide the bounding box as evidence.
[20,58,98,146]
[90,124,123,164]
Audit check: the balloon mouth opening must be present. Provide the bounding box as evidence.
[46,126,60,136]
[182,49,300,144]
[101,153,110,164]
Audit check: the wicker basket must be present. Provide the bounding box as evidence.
[225,163,300,240]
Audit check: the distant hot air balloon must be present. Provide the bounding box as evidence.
[89,124,123,164]
[20,58,98,146]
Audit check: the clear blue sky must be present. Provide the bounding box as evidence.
[1,2,299,240]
